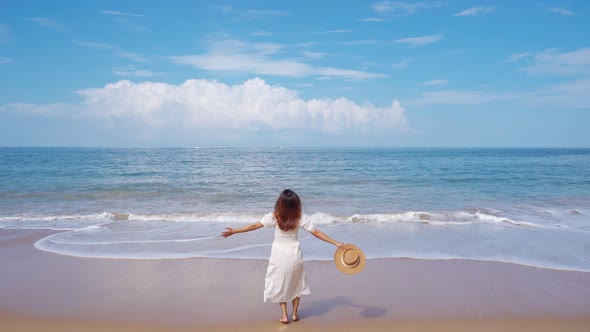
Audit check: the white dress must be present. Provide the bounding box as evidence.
[260,213,315,303]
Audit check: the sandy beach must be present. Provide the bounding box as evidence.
[1,229,589,331]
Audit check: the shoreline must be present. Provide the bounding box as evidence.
[28,226,590,273]
[1,228,590,330]
[26,220,590,273]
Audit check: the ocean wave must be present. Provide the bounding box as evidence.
[124,212,262,223]
[19,209,589,272]
[323,211,543,228]
[120,209,538,228]
[31,229,590,272]
[0,210,548,228]
[0,212,113,222]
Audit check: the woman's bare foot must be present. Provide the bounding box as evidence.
[291,296,301,322]
[279,302,289,324]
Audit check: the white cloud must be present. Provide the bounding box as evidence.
[267,29,352,36]
[251,30,273,36]
[523,48,590,76]
[405,90,500,106]
[301,51,326,59]
[216,6,288,19]
[391,58,412,68]
[211,5,233,14]
[311,29,352,34]
[528,79,590,108]
[0,57,13,64]
[113,17,145,31]
[453,6,495,17]
[358,17,387,22]
[334,39,378,45]
[100,10,144,17]
[73,41,147,63]
[244,10,288,17]
[293,41,318,48]
[73,41,115,49]
[100,10,145,31]
[546,7,574,16]
[168,40,385,80]
[118,51,148,63]
[112,65,163,77]
[404,79,590,109]
[420,79,449,86]
[0,102,76,116]
[370,1,446,17]
[362,62,383,67]
[393,35,443,46]
[504,52,533,63]
[315,67,384,80]
[26,17,66,29]
[291,83,315,87]
[169,54,307,77]
[2,78,408,134]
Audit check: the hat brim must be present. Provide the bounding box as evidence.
[334,244,366,275]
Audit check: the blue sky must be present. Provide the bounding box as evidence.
[0,0,589,147]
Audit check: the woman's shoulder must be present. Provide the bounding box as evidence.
[299,214,316,232]
[260,212,277,227]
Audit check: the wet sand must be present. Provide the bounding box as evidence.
[1,229,589,331]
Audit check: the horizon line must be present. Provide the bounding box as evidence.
[1,146,589,149]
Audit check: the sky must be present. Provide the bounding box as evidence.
[0,0,589,147]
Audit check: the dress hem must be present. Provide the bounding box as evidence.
[263,291,310,303]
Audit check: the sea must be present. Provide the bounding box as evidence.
[1,147,589,272]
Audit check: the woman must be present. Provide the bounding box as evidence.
[221,189,344,324]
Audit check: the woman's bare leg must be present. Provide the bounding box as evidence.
[279,302,288,323]
[292,296,300,321]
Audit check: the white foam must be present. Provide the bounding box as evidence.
[0,212,113,222]
[24,209,590,272]
[45,235,221,246]
[0,225,79,231]
[33,237,271,260]
[125,212,262,223]
[31,229,590,272]
[341,211,532,227]
[0,209,563,230]
[475,212,541,228]
[306,212,342,225]
[0,211,263,227]
[346,212,432,224]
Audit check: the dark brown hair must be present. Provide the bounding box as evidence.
[273,189,302,231]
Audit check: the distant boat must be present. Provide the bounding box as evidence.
[194,146,200,149]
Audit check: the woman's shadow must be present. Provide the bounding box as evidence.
[300,296,387,319]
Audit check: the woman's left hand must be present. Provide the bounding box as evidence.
[221,227,234,238]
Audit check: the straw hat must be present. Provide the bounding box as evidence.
[334,244,366,274]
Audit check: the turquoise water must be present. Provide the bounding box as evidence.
[1,147,589,271]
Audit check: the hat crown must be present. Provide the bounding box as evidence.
[343,249,359,266]
[334,244,365,275]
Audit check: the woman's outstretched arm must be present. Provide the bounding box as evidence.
[222,221,264,238]
[311,229,343,248]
